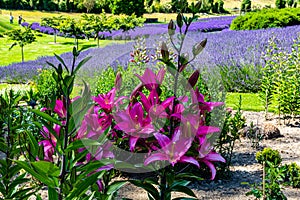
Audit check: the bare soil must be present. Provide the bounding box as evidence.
[117,111,300,200]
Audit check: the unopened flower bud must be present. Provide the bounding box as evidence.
[168,20,176,36]
[115,72,122,91]
[161,42,169,61]
[188,70,200,88]
[192,38,207,57]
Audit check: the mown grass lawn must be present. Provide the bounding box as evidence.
[225,92,276,112]
[0,30,120,66]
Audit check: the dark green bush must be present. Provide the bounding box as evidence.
[256,147,282,168]
[283,162,300,188]
[276,0,286,8]
[230,8,300,30]
[33,68,60,107]
[241,0,251,12]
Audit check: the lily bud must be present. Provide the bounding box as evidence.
[114,71,122,91]
[195,1,201,10]
[161,42,169,61]
[179,53,189,72]
[188,70,200,88]
[176,13,183,28]
[192,38,207,57]
[168,20,176,36]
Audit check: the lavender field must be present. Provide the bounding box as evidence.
[1,17,300,91]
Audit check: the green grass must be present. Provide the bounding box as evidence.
[225,92,276,112]
[225,92,264,111]
[0,31,120,66]
[0,16,19,33]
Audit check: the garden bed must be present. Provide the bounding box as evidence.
[115,111,300,199]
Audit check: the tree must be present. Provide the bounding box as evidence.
[171,0,189,13]
[113,14,145,40]
[81,13,112,47]
[241,0,251,12]
[218,0,226,13]
[110,0,145,17]
[275,0,286,8]
[83,0,95,12]
[6,27,36,62]
[41,16,65,43]
[59,17,85,49]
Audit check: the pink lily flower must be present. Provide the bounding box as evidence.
[39,124,61,162]
[54,99,66,118]
[114,102,155,151]
[144,130,199,167]
[140,90,174,120]
[135,68,165,91]
[191,88,223,112]
[53,96,81,119]
[198,139,225,180]
[76,112,112,140]
[92,88,116,113]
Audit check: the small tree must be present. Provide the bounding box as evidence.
[241,0,251,12]
[6,27,36,62]
[81,13,112,47]
[112,14,145,41]
[287,0,296,8]
[83,0,95,12]
[171,0,189,13]
[218,0,226,13]
[276,0,286,8]
[59,17,85,49]
[41,16,64,43]
[110,0,145,17]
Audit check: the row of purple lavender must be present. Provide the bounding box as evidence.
[21,16,235,40]
[1,24,299,85]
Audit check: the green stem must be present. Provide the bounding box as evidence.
[160,169,167,200]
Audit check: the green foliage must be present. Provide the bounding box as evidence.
[260,37,277,119]
[0,89,40,199]
[230,8,300,30]
[247,149,287,200]
[5,26,36,62]
[246,162,287,200]
[282,162,300,188]
[33,68,59,108]
[276,0,286,8]
[110,0,145,17]
[260,36,300,122]
[212,0,227,13]
[215,95,246,176]
[256,147,282,168]
[59,17,86,49]
[220,64,262,93]
[41,16,65,43]
[81,12,112,47]
[95,67,116,95]
[16,48,117,199]
[241,0,251,12]
[130,169,199,200]
[171,0,189,13]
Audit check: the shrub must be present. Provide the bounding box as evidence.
[276,0,286,8]
[241,0,251,12]
[215,95,246,177]
[256,147,282,168]
[230,8,300,30]
[283,163,300,188]
[260,36,300,121]
[33,68,60,108]
[110,0,145,17]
